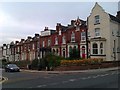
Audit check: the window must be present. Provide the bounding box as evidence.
[71,32,75,42]
[21,46,22,52]
[18,47,20,52]
[81,32,86,41]
[62,36,66,44]
[88,32,90,37]
[48,39,51,46]
[28,44,30,51]
[33,44,35,50]
[112,31,114,36]
[113,48,115,53]
[117,47,120,53]
[24,44,26,51]
[95,15,100,24]
[42,41,45,47]
[95,28,100,37]
[76,26,80,31]
[100,43,103,54]
[55,37,58,45]
[92,43,98,54]
[59,30,61,35]
[117,31,119,36]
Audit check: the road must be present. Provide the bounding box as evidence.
[1,68,120,88]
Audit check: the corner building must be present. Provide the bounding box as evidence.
[88,3,120,61]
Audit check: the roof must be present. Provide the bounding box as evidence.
[109,14,120,23]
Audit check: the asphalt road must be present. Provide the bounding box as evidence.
[1,68,120,88]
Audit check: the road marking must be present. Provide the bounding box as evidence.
[87,76,91,79]
[111,72,115,75]
[62,81,69,83]
[81,77,87,80]
[92,75,99,78]
[100,74,108,77]
[69,79,76,82]
[37,84,47,87]
[49,82,58,85]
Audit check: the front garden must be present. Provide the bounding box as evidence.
[2,53,119,71]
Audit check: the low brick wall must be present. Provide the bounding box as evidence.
[54,61,119,71]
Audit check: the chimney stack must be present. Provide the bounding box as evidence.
[27,36,32,39]
[116,11,120,19]
[35,33,39,37]
[44,27,48,31]
[71,20,75,26]
[15,41,19,44]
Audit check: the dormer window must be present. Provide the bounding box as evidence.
[55,37,58,45]
[95,15,100,24]
[62,35,66,44]
[71,32,75,42]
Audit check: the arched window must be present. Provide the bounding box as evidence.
[56,49,59,53]
[100,43,103,54]
[92,43,98,54]
[53,49,55,54]
[71,32,75,42]
[82,46,85,54]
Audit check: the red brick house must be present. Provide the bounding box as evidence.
[39,17,88,59]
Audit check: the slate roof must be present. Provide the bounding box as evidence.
[109,14,120,23]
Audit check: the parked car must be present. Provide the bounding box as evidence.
[5,64,20,72]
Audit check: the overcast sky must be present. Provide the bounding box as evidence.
[0,1,119,46]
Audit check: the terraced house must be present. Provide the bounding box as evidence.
[0,3,119,62]
[40,18,87,59]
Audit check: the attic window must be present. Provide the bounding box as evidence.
[94,15,100,24]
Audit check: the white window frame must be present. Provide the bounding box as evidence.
[71,32,75,42]
[117,47,120,53]
[95,28,100,37]
[48,39,51,46]
[55,37,58,45]
[62,35,66,44]
[95,15,100,24]
[43,41,45,47]
[18,47,20,52]
[117,31,120,37]
[92,43,98,54]
[100,43,103,54]
[33,44,35,50]
[81,32,86,41]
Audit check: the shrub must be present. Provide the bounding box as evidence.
[31,59,39,69]
[44,53,64,68]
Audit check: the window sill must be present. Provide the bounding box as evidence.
[94,23,100,25]
[90,54,106,56]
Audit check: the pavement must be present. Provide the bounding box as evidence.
[21,66,120,74]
